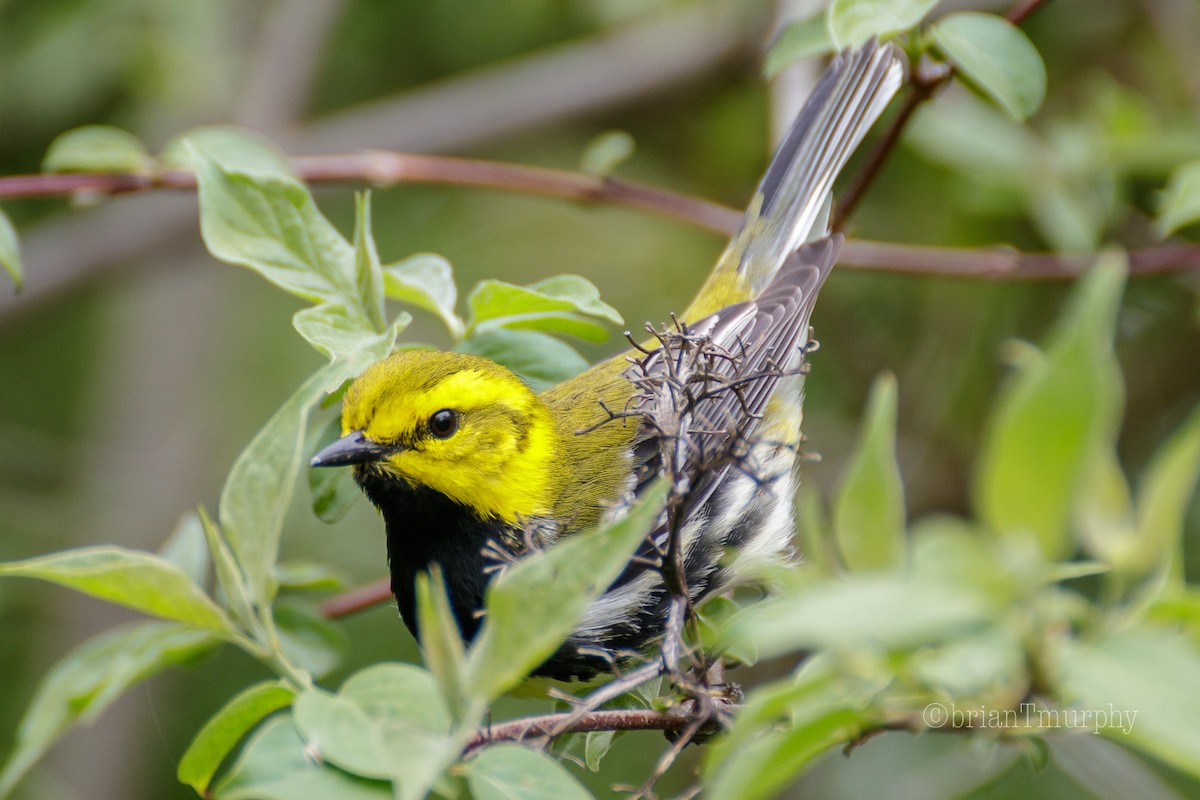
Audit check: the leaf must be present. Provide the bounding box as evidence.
[212,715,392,800]
[41,125,153,174]
[0,546,231,632]
[383,253,463,339]
[458,329,589,392]
[0,208,21,290]
[765,13,835,78]
[158,511,211,587]
[465,481,669,702]
[584,730,616,772]
[188,139,358,309]
[931,12,1047,121]
[292,304,409,361]
[974,253,1126,559]
[1157,159,1200,235]
[352,193,386,331]
[415,568,469,722]
[274,602,347,680]
[827,0,939,48]
[834,373,907,571]
[1060,628,1200,778]
[275,561,348,593]
[1129,402,1200,581]
[178,681,296,795]
[465,744,593,800]
[160,125,295,175]
[580,130,635,177]
[0,622,217,799]
[291,665,457,799]
[220,357,390,609]
[722,572,991,660]
[308,415,361,524]
[198,506,257,634]
[466,275,621,343]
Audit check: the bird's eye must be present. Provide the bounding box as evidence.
[428,409,459,438]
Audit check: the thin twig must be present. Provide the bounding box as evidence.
[318,577,392,619]
[464,706,690,756]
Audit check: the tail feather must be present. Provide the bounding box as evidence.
[690,40,903,317]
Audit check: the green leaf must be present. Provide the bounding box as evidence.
[1129,402,1200,581]
[178,681,296,795]
[765,14,835,78]
[834,373,906,571]
[188,139,359,309]
[161,126,295,175]
[42,125,153,174]
[291,665,456,799]
[0,546,231,632]
[931,12,1047,121]
[352,193,386,331]
[198,506,257,634]
[158,511,211,587]
[584,730,616,772]
[465,744,593,800]
[415,568,469,721]
[274,602,347,680]
[722,572,990,660]
[212,715,392,800]
[827,0,939,48]
[220,358,389,609]
[467,275,621,343]
[974,253,1126,559]
[1157,159,1200,235]
[1060,628,1200,778]
[275,561,348,593]
[466,481,668,701]
[580,130,635,177]
[0,208,21,290]
[308,415,361,524]
[458,329,589,392]
[292,304,409,361]
[0,622,217,799]
[383,253,463,339]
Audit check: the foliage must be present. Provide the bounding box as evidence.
[1,0,1199,798]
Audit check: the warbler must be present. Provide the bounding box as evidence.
[311,42,903,680]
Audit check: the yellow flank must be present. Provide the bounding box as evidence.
[341,351,564,522]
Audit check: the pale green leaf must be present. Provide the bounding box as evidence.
[584,730,616,772]
[458,329,589,392]
[307,415,361,524]
[722,573,990,660]
[42,125,153,174]
[466,481,668,701]
[1129,402,1200,581]
[274,561,348,593]
[274,602,346,680]
[158,511,211,587]
[1157,160,1200,236]
[834,373,906,570]
[0,208,21,290]
[0,546,231,631]
[580,130,635,177]
[198,506,257,633]
[160,126,295,175]
[291,665,457,798]
[212,715,392,800]
[352,193,385,331]
[220,357,388,609]
[178,681,296,794]
[827,0,939,48]
[528,275,623,325]
[466,744,593,800]
[1060,629,1200,778]
[467,275,620,342]
[415,568,469,722]
[292,304,408,361]
[974,253,1126,559]
[383,253,463,339]
[931,12,1047,121]
[0,622,217,799]
[765,13,835,78]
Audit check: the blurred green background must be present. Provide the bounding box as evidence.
[1,0,1198,798]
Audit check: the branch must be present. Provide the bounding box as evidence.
[464,707,691,755]
[832,0,1052,231]
[318,576,392,619]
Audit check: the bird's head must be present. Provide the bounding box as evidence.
[311,350,562,522]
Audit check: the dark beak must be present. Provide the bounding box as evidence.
[310,430,393,468]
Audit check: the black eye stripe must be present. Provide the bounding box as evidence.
[428,409,459,438]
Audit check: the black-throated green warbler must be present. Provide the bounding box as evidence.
[312,42,904,680]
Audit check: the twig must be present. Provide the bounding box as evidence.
[464,706,690,756]
[318,576,392,619]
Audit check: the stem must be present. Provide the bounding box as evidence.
[319,576,392,619]
[464,707,691,755]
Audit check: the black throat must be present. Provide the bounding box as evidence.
[354,468,503,644]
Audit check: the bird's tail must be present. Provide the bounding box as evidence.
[685,41,904,319]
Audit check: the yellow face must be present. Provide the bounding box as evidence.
[340,350,562,522]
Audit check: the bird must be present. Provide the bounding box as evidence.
[311,41,904,681]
